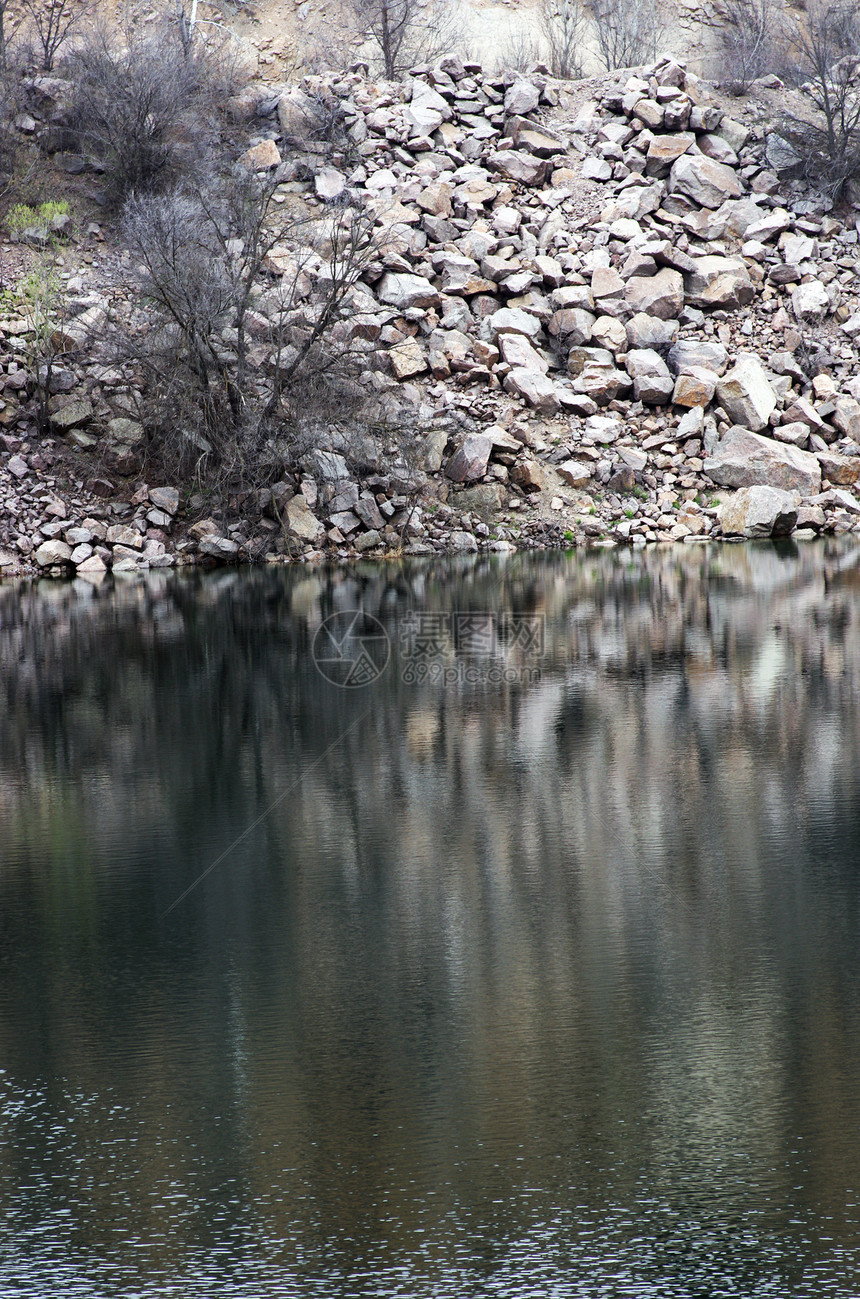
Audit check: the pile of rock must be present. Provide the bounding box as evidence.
[0,435,181,576]
[3,51,860,574]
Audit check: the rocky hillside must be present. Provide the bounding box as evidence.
[2,52,860,577]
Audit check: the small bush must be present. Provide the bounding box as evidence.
[591,0,658,71]
[540,0,585,79]
[65,16,246,205]
[116,175,377,493]
[718,0,783,93]
[780,0,860,197]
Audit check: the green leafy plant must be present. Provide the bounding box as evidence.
[6,198,69,236]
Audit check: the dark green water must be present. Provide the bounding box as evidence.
[2,541,860,1297]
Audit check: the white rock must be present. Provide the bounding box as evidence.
[791,280,830,323]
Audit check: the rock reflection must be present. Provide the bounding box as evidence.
[1,543,860,1295]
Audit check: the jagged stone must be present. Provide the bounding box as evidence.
[34,539,72,566]
[816,451,860,486]
[624,268,684,320]
[716,355,777,431]
[669,154,742,208]
[625,349,674,404]
[446,434,493,482]
[673,367,717,407]
[683,256,754,309]
[717,486,799,537]
[285,496,323,543]
[704,427,822,494]
[377,272,441,310]
[503,368,560,413]
[791,280,830,323]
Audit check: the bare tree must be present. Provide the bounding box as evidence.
[591,0,659,71]
[352,0,460,79]
[781,0,860,196]
[23,0,87,70]
[119,175,377,488]
[719,0,782,92]
[540,0,585,79]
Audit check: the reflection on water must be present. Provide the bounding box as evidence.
[2,541,860,1296]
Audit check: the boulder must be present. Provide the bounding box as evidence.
[625,348,674,403]
[503,368,560,413]
[498,332,548,372]
[717,486,799,537]
[504,79,540,115]
[716,355,776,430]
[683,256,754,309]
[238,139,281,170]
[668,340,728,374]
[377,272,441,310]
[645,132,695,176]
[626,313,678,348]
[315,167,346,201]
[488,150,547,185]
[149,486,179,515]
[559,460,592,487]
[446,434,493,482]
[573,364,633,404]
[669,154,742,208]
[285,496,323,543]
[485,307,542,340]
[704,426,822,494]
[624,267,684,320]
[549,308,595,345]
[791,280,830,323]
[816,450,860,486]
[389,338,427,378]
[405,81,452,135]
[673,367,717,407]
[34,539,72,566]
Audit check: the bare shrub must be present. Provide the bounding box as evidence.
[351,0,461,79]
[65,18,228,205]
[118,175,377,492]
[718,0,783,92]
[497,22,542,73]
[22,0,87,71]
[780,0,860,197]
[540,0,585,79]
[591,0,659,71]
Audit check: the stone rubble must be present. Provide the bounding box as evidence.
[3,52,860,576]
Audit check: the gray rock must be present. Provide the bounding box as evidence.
[34,539,72,566]
[504,79,540,115]
[446,434,493,482]
[667,340,728,375]
[791,280,830,323]
[626,313,679,348]
[669,154,742,208]
[716,355,777,430]
[503,368,560,413]
[377,272,441,311]
[149,486,179,515]
[683,256,754,309]
[625,268,684,320]
[717,485,799,537]
[285,496,323,543]
[625,348,674,403]
[704,426,822,494]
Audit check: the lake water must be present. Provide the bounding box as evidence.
[2,541,860,1297]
